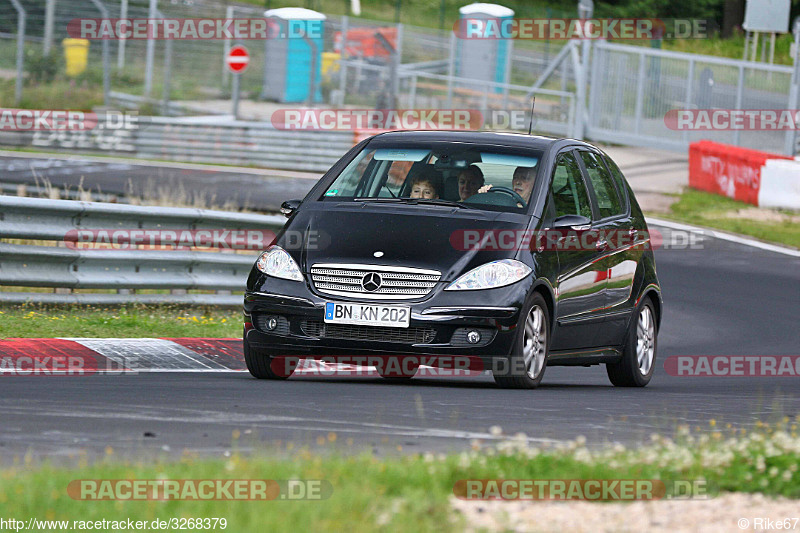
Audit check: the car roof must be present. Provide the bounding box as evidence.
[366,130,595,151]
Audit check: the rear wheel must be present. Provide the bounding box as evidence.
[243,339,290,380]
[606,298,657,387]
[493,292,549,389]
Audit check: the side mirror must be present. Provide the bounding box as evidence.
[280,199,302,218]
[552,214,591,230]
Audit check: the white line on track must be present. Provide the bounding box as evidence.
[646,216,800,258]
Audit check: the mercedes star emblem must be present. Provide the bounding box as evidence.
[361,272,382,292]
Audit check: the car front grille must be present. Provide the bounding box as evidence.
[309,264,440,300]
[301,320,436,344]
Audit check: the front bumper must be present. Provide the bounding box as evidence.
[243,277,529,362]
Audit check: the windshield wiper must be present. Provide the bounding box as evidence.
[353,197,473,209]
[412,198,473,209]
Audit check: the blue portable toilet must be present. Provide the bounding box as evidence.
[260,7,326,103]
[456,3,514,94]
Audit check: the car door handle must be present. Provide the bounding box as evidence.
[596,239,610,252]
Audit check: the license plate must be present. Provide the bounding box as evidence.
[324,302,410,328]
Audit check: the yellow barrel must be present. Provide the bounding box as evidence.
[321,52,340,77]
[63,38,90,76]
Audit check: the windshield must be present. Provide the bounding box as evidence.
[320,142,544,213]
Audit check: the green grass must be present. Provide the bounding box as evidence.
[0,305,241,338]
[1,421,799,531]
[652,189,800,249]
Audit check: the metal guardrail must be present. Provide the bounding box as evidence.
[0,117,356,174]
[0,196,285,307]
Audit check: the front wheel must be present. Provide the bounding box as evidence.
[243,339,291,380]
[493,293,549,389]
[606,298,657,387]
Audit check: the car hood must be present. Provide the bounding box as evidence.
[280,202,532,282]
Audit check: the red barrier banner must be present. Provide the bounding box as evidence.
[688,140,791,206]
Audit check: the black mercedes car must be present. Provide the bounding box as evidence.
[243,131,662,388]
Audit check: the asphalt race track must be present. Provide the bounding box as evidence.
[0,153,317,212]
[1,222,798,462]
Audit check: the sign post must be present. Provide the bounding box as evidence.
[226,45,250,119]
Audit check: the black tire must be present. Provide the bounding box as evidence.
[243,338,290,380]
[606,297,657,387]
[493,292,549,389]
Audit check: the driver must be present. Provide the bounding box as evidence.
[457,165,484,201]
[477,166,536,205]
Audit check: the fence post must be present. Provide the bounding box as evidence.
[446,31,456,108]
[9,0,25,106]
[144,0,158,97]
[683,59,695,145]
[733,64,745,146]
[43,0,55,57]
[390,23,403,109]
[784,19,800,155]
[89,0,111,107]
[633,51,646,135]
[336,16,349,105]
[222,5,234,87]
[162,35,173,115]
[118,0,129,69]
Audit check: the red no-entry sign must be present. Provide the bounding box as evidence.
[226,45,250,74]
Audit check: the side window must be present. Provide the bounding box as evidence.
[602,154,630,211]
[551,152,592,220]
[579,151,624,219]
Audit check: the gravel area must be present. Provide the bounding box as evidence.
[452,493,800,532]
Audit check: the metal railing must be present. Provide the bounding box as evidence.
[0,196,285,307]
[0,116,356,173]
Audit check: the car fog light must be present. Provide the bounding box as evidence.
[267,317,278,331]
[466,330,481,344]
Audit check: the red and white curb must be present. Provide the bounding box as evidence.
[0,338,369,375]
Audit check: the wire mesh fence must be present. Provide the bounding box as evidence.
[0,0,798,153]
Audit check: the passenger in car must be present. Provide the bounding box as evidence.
[408,165,442,200]
[457,165,485,201]
[407,167,443,199]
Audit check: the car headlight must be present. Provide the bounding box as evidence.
[255,245,303,282]
[445,259,532,291]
